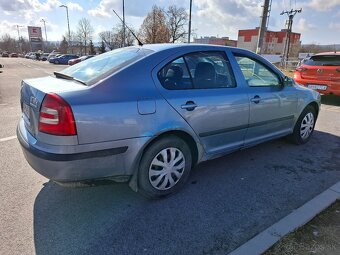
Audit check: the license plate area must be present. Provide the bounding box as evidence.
[307,84,327,90]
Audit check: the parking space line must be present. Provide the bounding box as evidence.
[0,136,17,142]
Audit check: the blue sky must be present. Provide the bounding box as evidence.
[0,0,339,44]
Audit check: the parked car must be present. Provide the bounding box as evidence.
[39,53,49,61]
[47,51,61,61]
[10,53,18,58]
[294,52,340,96]
[68,55,94,65]
[17,44,320,198]
[49,54,79,64]
[2,52,9,57]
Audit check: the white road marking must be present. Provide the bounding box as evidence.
[0,135,17,142]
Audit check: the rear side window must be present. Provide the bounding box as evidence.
[304,55,340,66]
[158,51,236,90]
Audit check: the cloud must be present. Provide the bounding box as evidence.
[329,22,340,30]
[67,2,83,12]
[193,0,262,36]
[295,18,316,32]
[303,0,340,12]
[88,0,154,19]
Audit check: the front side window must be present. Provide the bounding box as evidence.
[235,56,280,87]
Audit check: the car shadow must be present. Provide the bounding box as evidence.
[33,130,340,255]
[321,95,340,106]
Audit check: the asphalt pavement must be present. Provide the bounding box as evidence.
[0,58,339,255]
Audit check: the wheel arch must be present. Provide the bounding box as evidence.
[128,129,202,192]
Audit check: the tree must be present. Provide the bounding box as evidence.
[100,24,135,49]
[59,36,69,54]
[76,18,94,55]
[100,41,106,53]
[139,5,170,44]
[89,40,96,55]
[166,5,188,43]
[0,34,17,53]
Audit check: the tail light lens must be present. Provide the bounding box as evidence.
[296,67,308,72]
[39,93,77,136]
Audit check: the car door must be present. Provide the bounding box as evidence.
[154,50,249,156]
[232,53,298,146]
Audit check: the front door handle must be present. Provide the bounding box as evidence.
[250,95,261,104]
[181,101,197,111]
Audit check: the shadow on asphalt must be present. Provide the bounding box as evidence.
[33,131,340,255]
[321,95,340,106]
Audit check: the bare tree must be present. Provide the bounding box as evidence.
[139,5,170,44]
[99,24,135,49]
[0,34,17,53]
[76,18,94,55]
[166,5,188,43]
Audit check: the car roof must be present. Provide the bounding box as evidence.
[314,52,340,56]
[141,43,233,52]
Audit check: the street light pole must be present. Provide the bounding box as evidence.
[60,4,72,53]
[40,19,48,51]
[16,25,24,53]
[122,0,126,47]
[188,0,192,43]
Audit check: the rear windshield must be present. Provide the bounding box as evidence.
[59,47,153,85]
[304,55,340,66]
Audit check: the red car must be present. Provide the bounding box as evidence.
[68,55,94,65]
[294,52,340,96]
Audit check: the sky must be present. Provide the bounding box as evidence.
[0,0,339,45]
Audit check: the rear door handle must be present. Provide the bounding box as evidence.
[181,101,197,111]
[250,95,261,104]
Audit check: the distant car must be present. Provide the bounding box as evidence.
[40,53,49,61]
[47,51,61,61]
[10,53,18,58]
[49,54,79,64]
[294,52,340,96]
[17,44,321,199]
[68,55,94,65]
[2,52,9,57]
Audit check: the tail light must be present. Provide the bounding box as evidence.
[39,93,77,136]
[296,67,308,72]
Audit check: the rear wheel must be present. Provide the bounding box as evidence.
[138,135,192,199]
[288,106,316,144]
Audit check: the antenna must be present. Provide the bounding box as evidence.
[112,9,143,46]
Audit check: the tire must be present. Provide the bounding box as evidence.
[54,60,59,64]
[138,135,192,199]
[288,105,316,145]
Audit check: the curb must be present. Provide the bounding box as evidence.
[228,181,340,255]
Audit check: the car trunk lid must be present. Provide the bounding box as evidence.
[301,55,340,82]
[20,75,87,138]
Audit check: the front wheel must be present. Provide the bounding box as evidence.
[138,135,192,199]
[288,106,316,145]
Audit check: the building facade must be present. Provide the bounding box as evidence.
[237,28,301,57]
[194,36,237,47]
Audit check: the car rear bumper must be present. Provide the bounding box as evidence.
[295,78,340,96]
[17,119,148,182]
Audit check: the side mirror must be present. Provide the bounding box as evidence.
[283,76,294,87]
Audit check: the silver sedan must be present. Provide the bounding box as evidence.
[17,44,320,198]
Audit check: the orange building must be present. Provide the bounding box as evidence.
[237,27,301,56]
[194,36,237,47]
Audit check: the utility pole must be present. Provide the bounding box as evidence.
[122,0,126,47]
[60,4,72,53]
[40,19,48,51]
[256,0,271,54]
[188,0,192,43]
[280,8,302,68]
